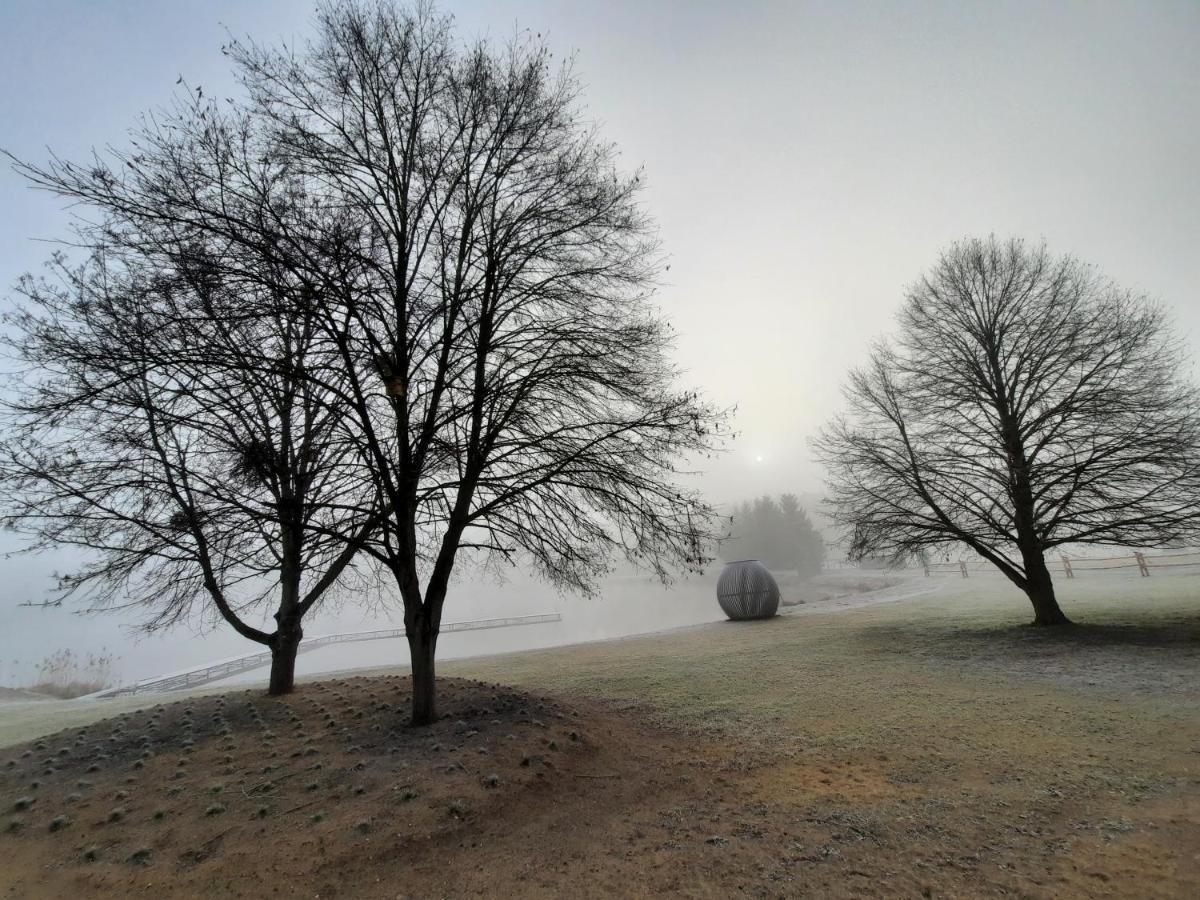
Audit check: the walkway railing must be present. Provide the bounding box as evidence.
[91,613,562,699]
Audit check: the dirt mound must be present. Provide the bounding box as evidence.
[0,675,650,898]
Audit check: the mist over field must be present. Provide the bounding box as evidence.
[1,0,1198,688]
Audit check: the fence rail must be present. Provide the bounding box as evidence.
[91,613,562,699]
[921,549,1200,579]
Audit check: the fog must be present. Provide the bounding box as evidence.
[1,0,1198,686]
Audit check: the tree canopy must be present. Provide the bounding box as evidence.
[722,494,825,577]
[2,0,727,718]
[817,236,1200,624]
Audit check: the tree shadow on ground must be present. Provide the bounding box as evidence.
[854,609,1200,695]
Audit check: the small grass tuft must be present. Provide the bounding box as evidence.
[446,799,468,818]
[205,803,226,816]
[48,815,71,832]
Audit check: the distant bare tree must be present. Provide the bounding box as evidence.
[0,238,374,695]
[816,237,1200,625]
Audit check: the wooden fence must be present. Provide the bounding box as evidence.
[921,549,1200,579]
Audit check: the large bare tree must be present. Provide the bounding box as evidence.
[5,0,725,722]
[225,1,725,722]
[817,237,1200,625]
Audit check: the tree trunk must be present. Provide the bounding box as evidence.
[268,625,303,696]
[1022,549,1071,626]
[407,625,438,726]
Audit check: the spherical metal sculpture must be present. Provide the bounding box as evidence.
[716,559,780,620]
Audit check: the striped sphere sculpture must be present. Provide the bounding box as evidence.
[716,559,780,620]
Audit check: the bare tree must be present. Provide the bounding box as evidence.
[223,1,725,722]
[5,0,725,722]
[0,232,374,694]
[816,237,1200,625]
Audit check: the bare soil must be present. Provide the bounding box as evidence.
[2,575,1198,897]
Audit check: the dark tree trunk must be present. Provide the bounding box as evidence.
[407,625,438,726]
[269,530,306,696]
[1021,548,1070,626]
[403,539,453,727]
[1004,416,1071,627]
[268,624,303,696]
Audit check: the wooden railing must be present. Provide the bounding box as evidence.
[91,613,562,698]
[921,549,1200,578]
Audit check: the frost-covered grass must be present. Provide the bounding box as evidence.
[3,571,1197,752]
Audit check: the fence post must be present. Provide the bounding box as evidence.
[959,560,969,579]
[1061,555,1073,579]
[1134,551,1150,577]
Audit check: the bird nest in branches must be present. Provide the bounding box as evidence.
[230,439,277,486]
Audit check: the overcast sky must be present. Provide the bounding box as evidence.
[1,0,1197,680]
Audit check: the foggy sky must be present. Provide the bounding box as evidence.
[1,0,1198,680]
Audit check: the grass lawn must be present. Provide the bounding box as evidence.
[2,572,1198,897]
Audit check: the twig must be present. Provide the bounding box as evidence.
[279,798,322,816]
